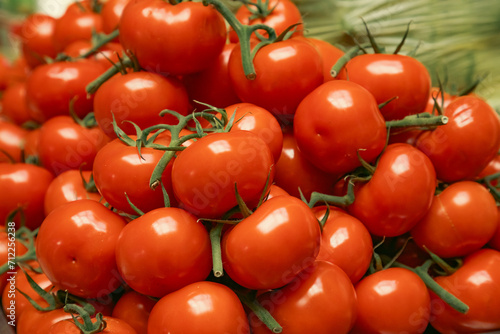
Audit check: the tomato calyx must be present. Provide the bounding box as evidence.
[237,290,283,333]
[300,177,356,209]
[237,0,279,20]
[63,303,107,334]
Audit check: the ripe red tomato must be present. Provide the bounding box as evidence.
[112,290,156,334]
[0,162,53,230]
[229,37,323,122]
[250,260,357,334]
[147,281,250,334]
[63,40,124,70]
[477,153,500,185]
[350,267,431,334]
[1,82,36,126]
[313,206,373,283]
[48,316,138,334]
[19,13,58,68]
[101,0,132,34]
[171,131,275,218]
[115,207,212,298]
[293,80,387,175]
[416,95,500,182]
[36,199,126,299]
[348,143,437,237]
[337,53,431,121]
[430,249,500,333]
[38,115,110,175]
[411,181,498,258]
[93,71,190,138]
[93,135,176,215]
[119,0,226,75]
[222,195,321,290]
[308,37,345,82]
[0,120,29,163]
[17,307,73,334]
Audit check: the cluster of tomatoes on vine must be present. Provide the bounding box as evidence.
[1,0,500,333]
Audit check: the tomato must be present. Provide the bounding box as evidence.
[119,0,226,76]
[44,169,102,216]
[48,316,138,334]
[2,56,30,88]
[23,128,41,160]
[19,13,58,68]
[350,267,431,334]
[1,82,36,126]
[112,290,156,334]
[92,135,176,215]
[293,80,387,175]
[101,0,132,34]
[411,181,498,258]
[171,131,274,218]
[308,37,345,82]
[416,95,500,182]
[17,307,73,334]
[26,60,107,122]
[63,40,124,70]
[488,207,500,250]
[38,115,110,175]
[224,102,283,162]
[274,127,339,199]
[229,36,323,123]
[430,249,500,333]
[116,207,212,298]
[313,206,373,283]
[93,71,190,138]
[250,260,357,334]
[36,199,126,299]
[228,0,303,42]
[147,281,250,334]
[0,120,29,163]
[52,1,104,52]
[477,153,500,185]
[266,184,289,199]
[0,55,10,90]
[0,163,53,230]
[337,53,431,121]
[222,195,321,290]
[348,143,437,237]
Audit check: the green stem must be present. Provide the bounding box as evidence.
[306,179,355,208]
[64,304,106,334]
[385,112,448,128]
[0,227,38,275]
[238,292,282,333]
[330,45,360,78]
[81,29,119,59]
[86,54,133,95]
[209,223,224,278]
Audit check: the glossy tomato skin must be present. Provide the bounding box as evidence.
[101,0,132,34]
[119,0,226,76]
[115,207,212,298]
[38,115,110,175]
[43,169,102,215]
[338,53,431,121]
[26,60,107,122]
[1,82,36,125]
[411,181,498,258]
[48,316,138,334]
[416,95,500,182]
[308,37,345,82]
[351,267,431,334]
[19,13,58,68]
[0,120,29,163]
[93,71,190,138]
[63,40,124,70]
[17,307,73,334]
[172,131,274,219]
[294,80,387,175]
[36,199,126,299]
[313,206,373,283]
[250,261,357,334]
[349,143,437,237]
[0,163,53,230]
[112,290,156,334]
[229,37,323,122]
[147,281,250,334]
[222,195,321,290]
[430,249,500,333]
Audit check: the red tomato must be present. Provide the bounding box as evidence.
[23,128,41,160]
[0,55,10,90]
[63,40,124,69]
[101,0,132,34]
[19,13,58,68]
[26,60,107,122]
[274,128,339,199]
[411,181,498,258]
[416,95,500,182]
[229,37,323,122]
[1,82,36,126]
[52,1,104,52]
[93,71,190,138]
[228,0,303,42]
[350,267,431,334]
[313,206,373,284]
[44,169,102,215]
[36,199,126,298]
[119,0,226,75]
[112,290,156,334]
[476,153,500,186]
[171,131,275,218]
[116,207,212,298]
[0,120,29,163]
[48,316,138,334]
[293,80,387,175]
[93,135,176,215]
[348,143,437,237]
[337,53,431,121]
[147,281,250,334]
[0,163,53,230]
[222,195,321,290]
[266,184,289,199]
[17,307,73,334]
[38,115,110,175]
[250,260,357,334]
[430,249,500,333]
[308,37,345,82]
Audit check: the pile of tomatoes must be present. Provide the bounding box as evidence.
[1,0,500,333]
